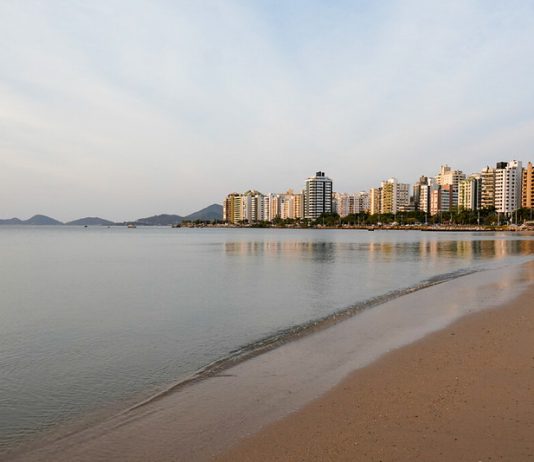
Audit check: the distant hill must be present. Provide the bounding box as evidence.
[0,204,224,227]
[66,217,115,226]
[0,215,63,225]
[131,204,223,226]
[134,214,183,226]
[0,217,23,225]
[183,204,223,222]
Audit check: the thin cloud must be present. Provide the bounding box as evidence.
[1,0,533,220]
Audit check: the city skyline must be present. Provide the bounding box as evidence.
[224,159,533,223]
[2,1,534,221]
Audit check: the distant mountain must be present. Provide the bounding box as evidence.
[183,204,223,222]
[0,215,63,225]
[25,215,63,225]
[0,217,23,225]
[1,204,224,227]
[134,214,183,226]
[66,217,115,226]
[131,204,223,226]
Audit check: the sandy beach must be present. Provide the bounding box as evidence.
[5,261,534,462]
[216,275,534,461]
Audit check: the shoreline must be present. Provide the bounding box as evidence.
[216,267,534,461]
[5,260,533,462]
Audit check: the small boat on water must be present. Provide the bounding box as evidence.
[127,223,136,229]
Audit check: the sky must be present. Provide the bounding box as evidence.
[1,0,534,221]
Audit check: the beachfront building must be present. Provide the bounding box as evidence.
[223,190,265,223]
[458,174,482,211]
[495,160,523,215]
[293,192,305,219]
[436,165,465,210]
[369,187,382,215]
[429,183,447,216]
[522,162,534,209]
[223,193,243,223]
[380,178,410,214]
[280,189,304,220]
[333,191,371,216]
[262,194,273,221]
[419,184,430,215]
[354,191,370,213]
[480,166,497,209]
[242,190,265,222]
[429,184,440,216]
[304,171,333,219]
[412,176,429,211]
[333,192,350,217]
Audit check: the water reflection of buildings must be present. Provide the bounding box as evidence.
[366,238,534,262]
[224,240,338,262]
[225,238,534,264]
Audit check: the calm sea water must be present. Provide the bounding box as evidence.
[0,226,533,451]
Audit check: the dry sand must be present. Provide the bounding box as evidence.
[215,285,534,462]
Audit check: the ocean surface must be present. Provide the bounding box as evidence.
[1,226,533,453]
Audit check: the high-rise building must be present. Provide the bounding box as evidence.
[354,191,370,214]
[430,184,442,216]
[420,185,430,215]
[223,191,265,223]
[495,160,522,214]
[369,187,382,215]
[480,166,496,209]
[223,193,243,223]
[333,192,350,217]
[412,176,429,211]
[458,174,482,210]
[279,189,304,220]
[436,165,465,210]
[304,172,333,219]
[380,178,410,214]
[241,190,264,222]
[293,192,304,219]
[522,162,534,209]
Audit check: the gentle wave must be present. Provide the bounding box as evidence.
[128,265,485,411]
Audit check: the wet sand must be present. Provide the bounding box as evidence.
[216,275,534,461]
[5,261,534,462]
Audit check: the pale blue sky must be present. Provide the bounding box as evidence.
[1,0,534,220]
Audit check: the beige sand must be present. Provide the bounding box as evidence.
[215,285,534,462]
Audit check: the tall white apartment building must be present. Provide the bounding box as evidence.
[495,160,523,214]
[418,177,436,215]
[304,172,333,219]
[419,185,430,214]
[241,190,265,222]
